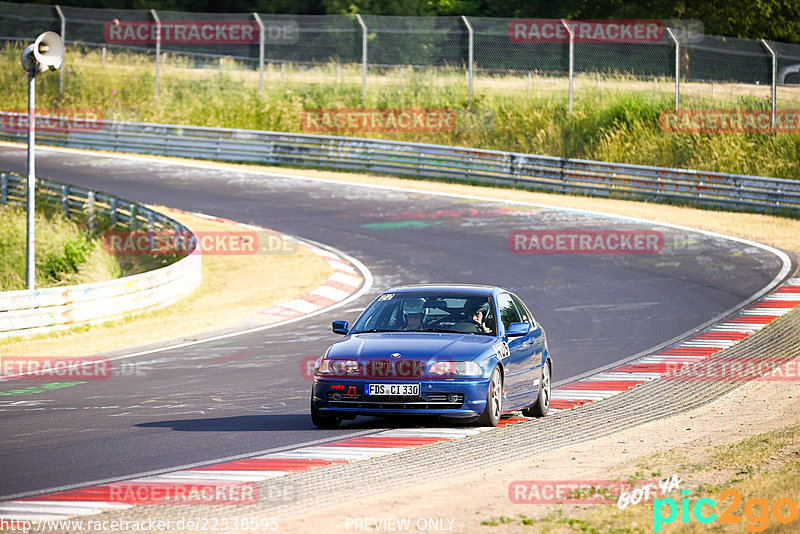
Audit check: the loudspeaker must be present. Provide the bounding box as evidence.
[20,31,64,73]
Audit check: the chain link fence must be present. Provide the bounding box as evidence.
[2,2,800,111]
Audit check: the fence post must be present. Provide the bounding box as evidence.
[129,203,138,230]
[761,39,777,128]
[55,5,65,98]
[560,20,573,111]
[87,190,95,231]
[61,184,69,218]
[0,173,6,205]
[110,197,117,226]
[666,27,680,110]
[151,9,161,102]
[461,16,473,106]
[356,14,367,102]
[253,12,265,95]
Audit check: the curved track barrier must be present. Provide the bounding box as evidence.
[0,171,201,339]
[1,113,799,214]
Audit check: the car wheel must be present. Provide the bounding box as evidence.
[311,401,342,429]
[477,367,502,427]
[523,359,551,418]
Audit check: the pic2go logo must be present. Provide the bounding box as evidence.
[654,489,799,532]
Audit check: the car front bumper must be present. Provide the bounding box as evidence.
[311,377,491,419]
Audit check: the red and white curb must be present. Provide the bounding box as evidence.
[172,210,365,324]
[0,419,532,521]
[252,247,363,323]
[2,281,798,522]
[549,278,800,411]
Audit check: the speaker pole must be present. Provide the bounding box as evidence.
[25,66,35,289]
[20,31,64,289]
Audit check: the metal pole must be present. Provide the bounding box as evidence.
[55,5,65,98]
[26,72,36,289]
[761,39,777,128]
[666,28,680,110]
[560,20,573,111]
[461,15,473,105]
[356,14,367,102]
[253,13,265,95]
[151,9,160,101]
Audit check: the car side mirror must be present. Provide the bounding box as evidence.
[506,322,530,337]
[332,320,349,335]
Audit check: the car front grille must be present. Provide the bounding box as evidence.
[326,392,464,410]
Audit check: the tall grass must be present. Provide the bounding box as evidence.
[0,204,120,291]
[1,43,799,179]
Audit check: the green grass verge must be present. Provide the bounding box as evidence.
[2,43,799,179]
[0,204,121,291]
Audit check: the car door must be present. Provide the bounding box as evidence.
[497,292,535,404]
[511,294,546,405]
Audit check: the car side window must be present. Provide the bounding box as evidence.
[497,293,522,331]
[511,294,533,326]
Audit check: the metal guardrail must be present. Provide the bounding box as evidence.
[0,113,798,214]
[0,171,201,339]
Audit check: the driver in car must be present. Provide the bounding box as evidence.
[464,299,492,334]
[401,299,425,331]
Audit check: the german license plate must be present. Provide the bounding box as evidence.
[366,383,420,396]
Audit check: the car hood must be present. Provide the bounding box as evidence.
[327,332,496,362]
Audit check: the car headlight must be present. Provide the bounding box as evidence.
[316,359,361,377]
[429,361,483,377]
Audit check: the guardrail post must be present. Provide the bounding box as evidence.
[761,39,777,128]
[61,184,69,218]
[151,9,161,102]
[560,20,574,112]
[55,5,65,98]
[110,197,117,226]
[253,13,265,96]
[356,14,367,102]
[462,16,473,106]
[0,173,6,205]
[129,203,138,230]
[87,190,95,231]
[666,28,680,110]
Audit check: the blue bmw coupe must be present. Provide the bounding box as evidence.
[311,284,551,428]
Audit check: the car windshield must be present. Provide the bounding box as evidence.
[350,292,496,335]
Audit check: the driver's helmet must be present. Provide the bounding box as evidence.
[403,297,425,316]
[464,297,489,318]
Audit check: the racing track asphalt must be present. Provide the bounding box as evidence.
[0,145,789,499]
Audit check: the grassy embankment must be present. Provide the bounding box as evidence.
[0,204,119,291]
[1,44,799,179]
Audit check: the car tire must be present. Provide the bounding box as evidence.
[523,359,551,418]
[477,367,502,427]
[311,401,342,429]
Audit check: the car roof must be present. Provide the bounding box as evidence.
[381,284,505,296]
